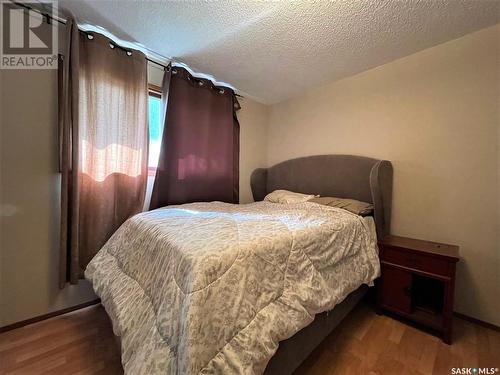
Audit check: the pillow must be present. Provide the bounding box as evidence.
[264,190,316,204]
[308,197,374,216]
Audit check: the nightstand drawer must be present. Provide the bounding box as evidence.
[380,246,449,276]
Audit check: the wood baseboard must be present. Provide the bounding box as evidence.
[454,311,500,332]
[0,299,101,333]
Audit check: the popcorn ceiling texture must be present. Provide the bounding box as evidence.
[60,0,499,104]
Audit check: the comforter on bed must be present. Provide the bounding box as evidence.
[85,201,380,374]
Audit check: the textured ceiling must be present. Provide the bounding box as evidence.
[59,0,500,104]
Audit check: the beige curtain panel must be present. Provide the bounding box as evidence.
[59,17,149,287]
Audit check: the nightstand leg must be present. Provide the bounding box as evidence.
[442,278,455,345]
[443,329,452,345]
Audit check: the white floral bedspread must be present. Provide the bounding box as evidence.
[85,201,380,374]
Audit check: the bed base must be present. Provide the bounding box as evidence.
[264,285,368,375]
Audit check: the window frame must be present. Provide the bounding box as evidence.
[148,84,162,176]
[148,83,162,98]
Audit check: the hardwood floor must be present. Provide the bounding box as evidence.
[296,304,500,375]
[0,303,498,375]
[0,305,122,375]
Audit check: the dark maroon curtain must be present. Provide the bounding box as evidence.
[150,67,240,209]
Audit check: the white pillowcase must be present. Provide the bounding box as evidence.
[264,189,316,204]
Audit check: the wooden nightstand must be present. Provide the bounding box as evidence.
[376,235,459,344]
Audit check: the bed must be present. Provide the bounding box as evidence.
[85,154,393,374]
[253,155,393,374]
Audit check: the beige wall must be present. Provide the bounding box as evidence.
[267,24,500,325]
[238,97,269,203]
[0,67,97,327]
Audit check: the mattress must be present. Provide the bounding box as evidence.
[85,201,380,374]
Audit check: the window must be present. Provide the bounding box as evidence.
[148,89,163,174]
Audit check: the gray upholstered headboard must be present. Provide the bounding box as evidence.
[251,154,393,237]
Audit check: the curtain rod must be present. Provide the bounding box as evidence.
[13,1,171,71]
[11,2,180,73]
[13,1,243,97]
